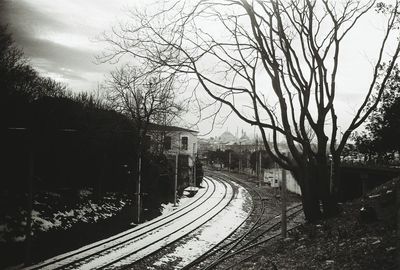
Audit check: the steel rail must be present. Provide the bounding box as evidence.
[181,172,264,270]
[99,177,234,270]
[198,170,303,270]
[203,174,267,263]
[182,170,268,270]
[208,207,304,270]
[221,223,304,270]
[24,178,214,270]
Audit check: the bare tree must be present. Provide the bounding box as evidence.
[103,64,183,222]
[100,0,400,221]
[105,64,183,141]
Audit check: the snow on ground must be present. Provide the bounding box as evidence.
[151,180,252,269]
[0,189,132,243]
[111,184,228,268]
[22,180,212,270]
[160,203,176,215]
[68,180,220,270]
[160,187,200,216]
[21,178,250,270]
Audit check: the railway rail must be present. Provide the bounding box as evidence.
[23,171,304,270]
[186,170,304,270]
[24,176,236,270]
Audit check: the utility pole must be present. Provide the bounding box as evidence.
[281,163,287,238]
[25,146,34,266]
[136,155,142,224]
[329,154,334,194]
[239,142,242,173]
[258,150,262,187]
[193,161,196,187]
[174,153,178,206]
[192,154,196,189]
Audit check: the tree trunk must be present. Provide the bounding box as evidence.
[294,161,340,222]
[316,161,341,218]
[294,168,321,222]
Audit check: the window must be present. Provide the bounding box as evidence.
[181,136,188,150]
[164,136,172,150]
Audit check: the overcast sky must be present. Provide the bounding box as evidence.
[1,0,397,138]
[0,0,136,92]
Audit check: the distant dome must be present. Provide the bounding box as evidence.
[239,132,251,144]
[219,130,236,143]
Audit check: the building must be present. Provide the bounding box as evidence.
[148,123,199,187]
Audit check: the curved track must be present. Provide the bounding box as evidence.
[24,176,236,270]
[186,171,304,270]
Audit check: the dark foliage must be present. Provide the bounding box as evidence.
[250,150,274,171]
[1,25,175,217]
[206,149,225,165]
[354,64,400,162]
[0,23,183,268]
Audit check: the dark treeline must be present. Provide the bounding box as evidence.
[205,149,274,171]
[1,25,174,215]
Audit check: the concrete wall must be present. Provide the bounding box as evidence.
[164,131,198,166]
[263,168,302,195]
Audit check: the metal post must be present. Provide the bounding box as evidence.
[258,150,262,187]
[329,154,334,194]
[396,181,400,269]
[174,153,178,206]
[193,158,196,188]
[25,147,34,266]
[281,164,287,238]
[239,143,242,174]
[193,144,196,188]
[136,155,142,224]
[256,152,259,183]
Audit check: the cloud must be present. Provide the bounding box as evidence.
[0,0,118,91]
[21,36,101,71]
[0,0,68,37]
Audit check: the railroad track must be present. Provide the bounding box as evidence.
[23,176,237,270]
[23,172,303,270]
[185,170,304,270]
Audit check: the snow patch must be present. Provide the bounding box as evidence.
[153,180,252,269]
[161,203,176,215]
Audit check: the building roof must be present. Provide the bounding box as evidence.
[147,123,199,133]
